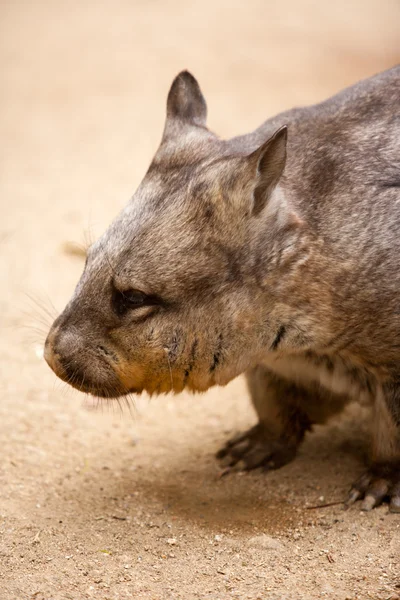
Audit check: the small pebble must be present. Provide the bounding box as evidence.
[167,538,177,545]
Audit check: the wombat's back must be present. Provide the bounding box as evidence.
[231,66,400,252]
[229,66,400,361]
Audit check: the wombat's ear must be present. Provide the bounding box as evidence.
[165,71,207,130]
[248,126,287,215]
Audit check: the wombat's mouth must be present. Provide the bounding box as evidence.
[51,365,135,398]
[44,340,138,398]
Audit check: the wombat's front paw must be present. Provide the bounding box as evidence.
[216,424,297,472]
[346,465,400,513]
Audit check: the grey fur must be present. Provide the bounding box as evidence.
[45,67,400,511]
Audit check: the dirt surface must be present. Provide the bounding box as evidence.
[1,1,400,598]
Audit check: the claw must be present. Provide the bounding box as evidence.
[346,473,372,507]
[389,482,400,513]
[389,496,400,513]
[347,468,399,511]
[230,439,251,458]
[217,466,232,478]
[215,429,253,459]
[361,494,377,511]
[219,454,235,468]
[346,488,361,506]
[360,479,389,511]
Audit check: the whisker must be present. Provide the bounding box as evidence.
[40,291,59,320]
[99,239,118,278]
[84,211,96,250]
[20,313,51,330]
[24,292,58,322]
[164,347,173,394]
[123,392,137,419]
[19,325,49,342]
[21,323,48,334]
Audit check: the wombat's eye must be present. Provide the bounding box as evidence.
[122,289,147,306]
[112,287,150,316]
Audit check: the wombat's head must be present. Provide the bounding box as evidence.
[45,71,289,397]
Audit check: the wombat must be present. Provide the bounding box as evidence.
[45,66,400,512]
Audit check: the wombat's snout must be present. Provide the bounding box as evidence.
[44,326,85,385]
[44,321,125,397]
[44,327,68,380]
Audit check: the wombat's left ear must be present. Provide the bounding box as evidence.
[248,126,287,215]
[164,71,207,131]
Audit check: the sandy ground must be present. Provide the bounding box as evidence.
[1,1,400,598]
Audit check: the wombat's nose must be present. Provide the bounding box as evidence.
[44,328,67,380]
[45,325,91,387]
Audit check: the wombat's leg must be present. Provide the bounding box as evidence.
[216,366,312,471]
[347,382,400,513]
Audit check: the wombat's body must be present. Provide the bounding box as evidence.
[45,66,400,511]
